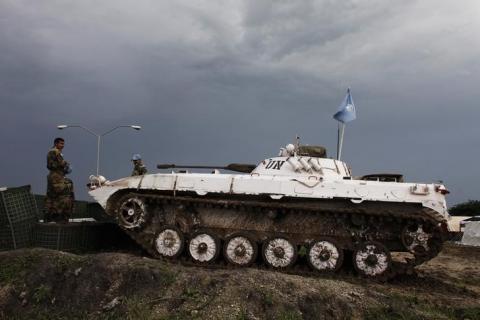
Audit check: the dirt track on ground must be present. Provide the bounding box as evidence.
[0,243,479,319]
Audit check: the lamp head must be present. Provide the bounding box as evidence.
[57,125,68,130]
[130,125,142,130]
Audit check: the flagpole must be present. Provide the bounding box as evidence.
[337,122,345,160]
[336,123,340,159]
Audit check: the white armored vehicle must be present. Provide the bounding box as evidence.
[88,143,449,279]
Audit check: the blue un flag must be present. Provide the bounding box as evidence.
[333,88,356,123]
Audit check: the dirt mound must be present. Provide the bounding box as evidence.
[1,243,479,319]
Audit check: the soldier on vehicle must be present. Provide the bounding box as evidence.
[44,137,74,223]
[131,154,147,176]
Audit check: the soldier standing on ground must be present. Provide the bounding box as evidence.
[44,137,74,223]
[131,154,147,176]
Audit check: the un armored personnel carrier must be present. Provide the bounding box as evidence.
[88,144,450,279]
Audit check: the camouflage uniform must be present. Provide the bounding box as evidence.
[131,161,147,176]
[44,147,74,222]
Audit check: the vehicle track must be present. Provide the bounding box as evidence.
[106,191,447,281]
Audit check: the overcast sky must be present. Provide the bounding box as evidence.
[1,0,479,206]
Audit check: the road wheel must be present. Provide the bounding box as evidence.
[224,233,257,267]
[307,239,343,272]
[154,226,184,258]
[353,241,391,278]
[262,237,297,269]
[188,231,220,263]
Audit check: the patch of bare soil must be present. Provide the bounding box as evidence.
[0,243,479,320]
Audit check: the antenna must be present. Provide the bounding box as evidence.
[295,134,300,156]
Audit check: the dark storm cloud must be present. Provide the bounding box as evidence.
[0,0,479,205]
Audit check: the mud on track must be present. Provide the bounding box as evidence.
[0,243,479,319]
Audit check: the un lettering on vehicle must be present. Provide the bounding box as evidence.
[265,160,285,170]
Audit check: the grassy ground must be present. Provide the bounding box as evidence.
[0,243,479,319]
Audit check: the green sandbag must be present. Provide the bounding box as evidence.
[297,145,327,158]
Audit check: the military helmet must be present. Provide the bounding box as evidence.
[132,154,142,161]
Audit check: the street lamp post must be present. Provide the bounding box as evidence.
[57,124,141,176]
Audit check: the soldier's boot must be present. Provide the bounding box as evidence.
[58,213,70,224]
[58,217,69,224]
[51,213,60,223]
[53,213,69,224]
[44,211,54,223]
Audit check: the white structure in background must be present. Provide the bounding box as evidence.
[447,216,472,233]
[462,221,480,247]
